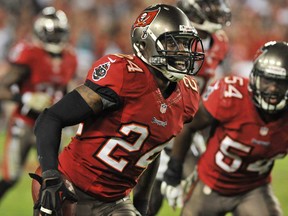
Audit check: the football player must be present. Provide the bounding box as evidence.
[147,0,231,214]
[162,41,288,216]
[30,4,205,216]
[0,7,77,201]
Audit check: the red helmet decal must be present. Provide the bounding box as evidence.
[133,9,159,28]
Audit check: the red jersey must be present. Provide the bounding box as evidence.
[197,30,229,93]
[198,75,288,195]
[8,40,77,124]
[59,54,200,201]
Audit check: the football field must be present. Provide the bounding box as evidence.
[0,130,287,216]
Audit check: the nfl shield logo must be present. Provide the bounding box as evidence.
[259,127,269,136]
[160,103,167,114]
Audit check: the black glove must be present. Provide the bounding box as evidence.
[29,169,78,216]
[163,157,183,186]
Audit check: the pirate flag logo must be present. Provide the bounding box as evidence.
[92,62,110,81]
[133,9,159,29]
[132,9,160,39]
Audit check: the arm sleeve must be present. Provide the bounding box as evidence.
[85,80,122,110]
[34,90,94,172]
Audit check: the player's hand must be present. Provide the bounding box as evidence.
[22,92,53,112]
[30,170,78,216]
[161,157,184,209]
[161,181,184,209]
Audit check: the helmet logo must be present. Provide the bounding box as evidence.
[92,62,110,81]
[133,10,159,28]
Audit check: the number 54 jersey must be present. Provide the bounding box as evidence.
[58,54,200,201]
[199,75,288,195]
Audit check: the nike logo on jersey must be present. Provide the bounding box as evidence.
[108,57,116,63]
[151,117,167,127]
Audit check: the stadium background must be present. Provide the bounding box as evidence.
[0,0,288,215]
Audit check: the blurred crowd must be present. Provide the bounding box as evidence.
[0,0,288,78]
[0,0,173,82]
[225,0,288,77]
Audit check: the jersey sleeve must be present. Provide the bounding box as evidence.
[85,54,125,96]
[196,30,229,92]
[212,30,229,61]
[182,76,201,123]
[201,76,245,122]
[8,42,31,65]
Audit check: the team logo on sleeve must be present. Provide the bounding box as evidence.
[92,62,111,81]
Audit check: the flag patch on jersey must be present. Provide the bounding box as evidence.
[92,62,110,81]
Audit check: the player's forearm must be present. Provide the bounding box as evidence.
[134,155,160,198]
[35,109,62,171]
[171,124,194,163]
[171,102,215,162]
[133,155,160,214]
[34,90,94,171]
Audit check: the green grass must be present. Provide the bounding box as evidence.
[0,130,287,216]
[0,130,38,216]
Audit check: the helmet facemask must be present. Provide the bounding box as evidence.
[152,32,205,79]
[131,4,205,82]
[249,70,288,114]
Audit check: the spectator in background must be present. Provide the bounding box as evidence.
[0,6,77,202]
[225,0,288,77]
[2,0,288,78]
[0,4,15,130]
[0,5,13,62]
